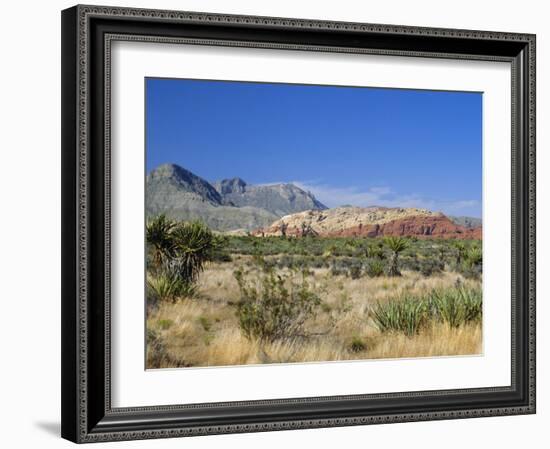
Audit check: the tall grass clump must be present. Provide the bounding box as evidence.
[370,297,427,336]
[234,263,321,343]
[147,271,196,304]
[365,259,385,277]
[429,287,482,327]
[370,286,482,336]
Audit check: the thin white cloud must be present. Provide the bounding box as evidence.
[293,181,480,217]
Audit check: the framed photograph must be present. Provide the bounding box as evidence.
[61,5,536,443]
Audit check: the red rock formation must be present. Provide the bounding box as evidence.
[324,215,482,239]
[254,209,481,240]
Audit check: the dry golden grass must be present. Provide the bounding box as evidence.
[362,323,482,359]
[147,261,482,368]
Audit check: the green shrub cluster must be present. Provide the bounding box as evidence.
[370,286,482,335]
[234,264,321,343]
[225,235,482,279]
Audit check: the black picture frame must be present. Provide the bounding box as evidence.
[61,4,536,443]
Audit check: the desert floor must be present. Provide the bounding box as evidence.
[147,259,482,368]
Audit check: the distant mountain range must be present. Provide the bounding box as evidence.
[447,215,483,229]
[146,164,326,231]
[146,163,482,239]
[213,177,327,216]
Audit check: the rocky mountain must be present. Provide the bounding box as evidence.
[448,215,482,229]
[146,164,278,231]
[254,206,482,239]
[146,164,326,232]
[147,164,482,239]
[213,178,327,216]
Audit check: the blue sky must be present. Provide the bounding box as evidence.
[146,78,482,218]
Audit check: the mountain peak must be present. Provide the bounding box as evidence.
[214,177,247,195]
[147,164,327,230]
[148,163,222,205]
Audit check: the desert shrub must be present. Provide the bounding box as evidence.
[460,263,483,280]
[467,246,482,265]
[370,296,427,336]
[419,259,444,277]
[456,246,482,280]
[348,263,363,279]
[198,316,212,332]
[365,242,386,260]
[146,271,196,304]
[276,255,295,269]
[429,287,482,327]
[370,286,482,335]
[146,329,169,368]
[234,265,321,343]
[330,260,348,277]
[310,256,329,269]
[157,319,173,330]
[349,336,367,352]
[210,250,232,263]
[365,259,385,277]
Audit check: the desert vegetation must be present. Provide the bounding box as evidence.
[146,215,482,368]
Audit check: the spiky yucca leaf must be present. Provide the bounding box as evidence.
[370,296,427,336]
[383,236,409,276]
[146,272,195,304]
[146,214,176,271]
[170,221,221,283]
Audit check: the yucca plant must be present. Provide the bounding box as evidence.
[466,246,483,267]
[169,221,221,283]
[383,236,409,276]
[370,296,427,336]
[146,214,176,271]
[452,241,467,266]
[365,243,385,260]
[146,271,195,304]
[429,287,482,327]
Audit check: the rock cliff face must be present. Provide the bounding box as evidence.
[254,206,482,239]
[146,164,326,231]
[213,178,327,216]
[147,164,481,238]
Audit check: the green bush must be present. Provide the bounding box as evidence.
[370,296,427,336]
[419,259,444,277]
[429,287,482,327]
[370,286,482,336]
[146,329,169,368]
[349,336,367,352]
[365,259,385,277]
[146,271,195,304]
[198,316,212,331]
[234,265,321,343]
[348,264,363,280]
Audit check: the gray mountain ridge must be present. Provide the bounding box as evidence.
[213,177,327,216]
[146,163,326,231]
[448,215,483,229]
